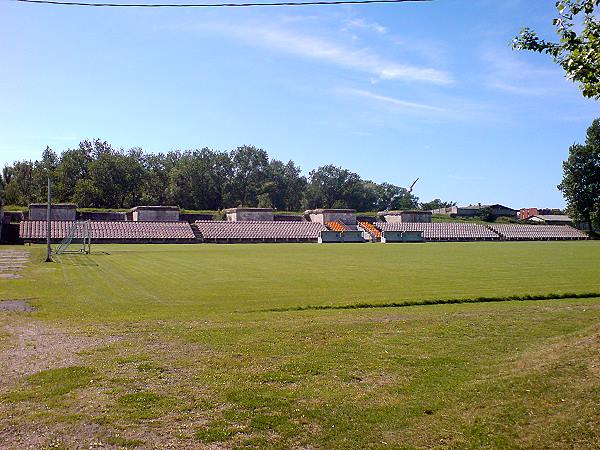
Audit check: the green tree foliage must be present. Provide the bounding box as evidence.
[371,182,419,211]
[140,152,177,206]
[263,160,307,211]
[229,146,270,207]
[558,118,600,231]
[31,147,58,201]
[0,139,422,212]
[167,149,232,210]
[420,199,456,211]
[475,207,495,222]
[3,160,36,205]
[302,167,417,211]
[53,144,92,202]
[513,0,600,99]
[303,165,373,210]
[83,142,146,208]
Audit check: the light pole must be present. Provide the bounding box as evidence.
[45,177,52,262]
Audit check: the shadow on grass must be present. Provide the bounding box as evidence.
[263,292,600,313]
[52,250,112,267]
[53,256,99,267]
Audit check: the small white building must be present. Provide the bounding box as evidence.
[29,203,77,221]
[378,210,432,224]
[305,209,357,225]
[528,214,573,226]
[224,208,274,221]
[130,206,180,221]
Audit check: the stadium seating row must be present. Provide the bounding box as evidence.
[195,221,327,241]
[375,222,500,240]
[20,221,196,241]
[488,224,588,240]
[18,220,589,242]
[358,221,381,239]
[325,221,348,232]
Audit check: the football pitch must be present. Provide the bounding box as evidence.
[1,242,600,448]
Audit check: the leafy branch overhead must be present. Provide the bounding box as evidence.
[513,0,600,99]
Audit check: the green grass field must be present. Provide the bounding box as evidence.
[1,242,600,448]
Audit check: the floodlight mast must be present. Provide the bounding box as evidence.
[407,177,419,193]
[45,177,53,262]
[384,178,420,211]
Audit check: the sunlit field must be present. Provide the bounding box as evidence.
[1,242,600,448]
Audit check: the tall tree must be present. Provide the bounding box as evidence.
[140,152,173,206]
[513,0,600,99]
[369,182,419,211]
[558,118,600,232]
[54,145,92,202]
[304,165,355,209]
[167,149,233,210]
[303,165,379,211]
[2,160,35,205]
[31,147,58,202]
[263,160,307,211]
[229,146,269,207]
[124,148,147,207]
[79,142,145,208]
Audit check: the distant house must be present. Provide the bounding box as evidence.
[519,207,562,220]
[528,214,574,226]
[431,203,517,220]
[377,210,432,223]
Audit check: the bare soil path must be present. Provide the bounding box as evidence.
[0,249,29,279]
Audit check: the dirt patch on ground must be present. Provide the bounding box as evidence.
[503,323,600,377]
[0,319,123,448]
[0,300,35,312]
[0,320,120,390]
[0,273,22,279]
[0,326,227,449]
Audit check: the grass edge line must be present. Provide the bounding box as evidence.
[261,292,600,313]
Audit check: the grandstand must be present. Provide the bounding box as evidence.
[195,220,327,243]
[20,221,196,243]
[489,224,588,240]
[15,204,591,244]
[18,219,591,244]
[375,222,500,241]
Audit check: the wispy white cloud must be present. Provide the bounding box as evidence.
[343,18,387,35]
[172,21,453,85]
[336,86,449,113]
[482,49,568,96]
[334,86,497,123]
[239,25,452,84]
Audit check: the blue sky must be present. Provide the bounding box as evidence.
[1,0,598,208]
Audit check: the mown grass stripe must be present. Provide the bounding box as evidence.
[264,292,600,312]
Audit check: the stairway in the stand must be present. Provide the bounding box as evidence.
[358,221,381,240]
[325,220,348,232]
[189,223,203,242]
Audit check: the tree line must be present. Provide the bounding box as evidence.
[559,118,600,232]
[0,139,454,212]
